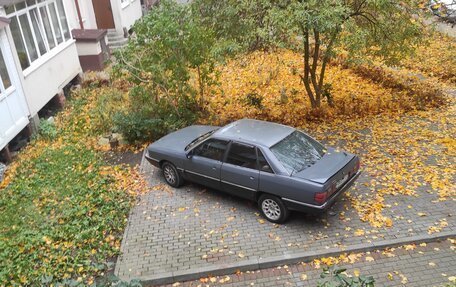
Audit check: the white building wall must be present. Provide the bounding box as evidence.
[63,0,142,35]
[63,0,97,30]
[0,27,29,150]
[117,0,142,32]
[21,41,81,116]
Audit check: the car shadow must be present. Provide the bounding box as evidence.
[148,163,348,227]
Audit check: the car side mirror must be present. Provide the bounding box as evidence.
[186,150,193,159]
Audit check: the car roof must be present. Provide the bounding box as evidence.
[214,119,295,148]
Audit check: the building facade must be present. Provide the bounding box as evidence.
[0,0,82,154]
[0,0,142,157]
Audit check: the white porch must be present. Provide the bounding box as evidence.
[0,0,82,158]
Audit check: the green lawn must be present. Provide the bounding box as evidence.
[0,92,136,286]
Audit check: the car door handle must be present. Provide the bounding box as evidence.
[212,167,217,170]
[249,176,255,180]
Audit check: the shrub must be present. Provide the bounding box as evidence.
[38,119,57,141]
[91,88,127,134]
[318,267,375,287]
[113,85,198,143]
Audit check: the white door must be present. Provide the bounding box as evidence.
[0,28,29,150]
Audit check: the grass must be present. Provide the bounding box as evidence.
[0,89,142,286]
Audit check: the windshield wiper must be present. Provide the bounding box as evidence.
[184,130,216,151]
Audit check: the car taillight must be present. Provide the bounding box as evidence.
[355,159,360,172]
[314,191,328,204]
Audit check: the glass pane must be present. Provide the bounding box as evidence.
[226,143,257,169]
[19,13,39,63]
[5,5,15,14]
[15,2,26,10]
[30,8,47,55]
[40,6,56,49]
[10,17,30,70]
[257,150,273,173]
[0,50,12,90]
[194,139,228,161]
[48,3,63,44]
[271,131,326,174]
[26,0,36,6]
[56,0,70,40]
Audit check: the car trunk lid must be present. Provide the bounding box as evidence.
[292,148,356,184]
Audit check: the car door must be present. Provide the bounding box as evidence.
[184,138,229,190]
[220,142,259,200]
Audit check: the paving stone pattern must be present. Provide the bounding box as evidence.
[160,240,456,287]
[115,157,455,281]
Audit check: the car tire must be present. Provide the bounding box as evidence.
[258,194,289,224]
[162,162,183,188]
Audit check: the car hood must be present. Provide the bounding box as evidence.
[148,125,219,153]
[292,148,355,184]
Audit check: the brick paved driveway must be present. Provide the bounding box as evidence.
[115,159,455,282]
[115,103,456,283]
[160,239,456,287]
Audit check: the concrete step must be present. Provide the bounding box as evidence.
[106,30,129,49]
[108,34,126,41]
[109,41,129,50]
[108,38,128,45]
[108,37,127,44]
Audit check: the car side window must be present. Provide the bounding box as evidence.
[226,142,257,169]
[193,139,228,161]
[257,149,273,173]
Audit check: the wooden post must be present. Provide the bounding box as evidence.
[0,145,12,163]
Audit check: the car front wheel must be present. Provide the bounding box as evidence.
[258,194,289,224]
[162,162,183,188]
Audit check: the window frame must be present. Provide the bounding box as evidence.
[6,0,72,71]
[192,138,229,162]
[256,148,274,174]
[0,49,12,93]
[223,141,259,171]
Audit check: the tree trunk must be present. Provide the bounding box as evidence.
[301,27,340,109]
[301,28,318,108]
[197,66,204,108]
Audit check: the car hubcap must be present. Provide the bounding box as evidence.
[164,166,176,185]
[262,199,281,221]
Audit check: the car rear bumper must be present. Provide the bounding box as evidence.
[282,170,362,214]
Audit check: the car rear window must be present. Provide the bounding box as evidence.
[270,131,326,174]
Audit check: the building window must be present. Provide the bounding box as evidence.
[6,0,71,70]
[0,49,12,91]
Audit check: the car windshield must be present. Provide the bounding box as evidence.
[270,130,326,175]
[185,129,218,151]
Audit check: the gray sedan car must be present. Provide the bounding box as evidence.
[146,119,361,223]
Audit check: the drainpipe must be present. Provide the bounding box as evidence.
[74,0,84,29]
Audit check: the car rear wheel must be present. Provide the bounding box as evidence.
[258,194,289,224]
[162,162,183,188]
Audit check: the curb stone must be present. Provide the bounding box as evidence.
[136,231,455,286]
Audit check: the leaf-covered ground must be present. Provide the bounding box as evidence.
[203,37,455,228]
[204,48,447,127]
[0,29,454,286]
[0,86,146,286]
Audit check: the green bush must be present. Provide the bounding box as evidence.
[91,88,126,134]
[318,267,375,287]
[113,86,198,143]
[38,119,58,140]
